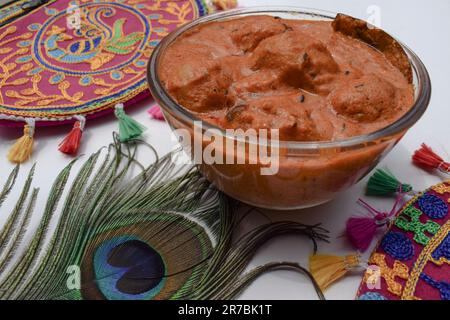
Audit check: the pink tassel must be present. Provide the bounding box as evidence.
[147,105,165,121]
[346,216,380,252]
[346,192,405,252]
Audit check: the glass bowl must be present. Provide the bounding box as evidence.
[147,7,431,210]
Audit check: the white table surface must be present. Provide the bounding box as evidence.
[0,0,449,300]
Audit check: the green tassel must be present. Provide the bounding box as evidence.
[114,103,146,142]
[366,168,412,196]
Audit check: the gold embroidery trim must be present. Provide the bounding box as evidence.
[402,220,450,300]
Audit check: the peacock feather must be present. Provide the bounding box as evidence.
[0,136,328,300]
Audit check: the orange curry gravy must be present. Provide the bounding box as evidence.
[159,16,414,142]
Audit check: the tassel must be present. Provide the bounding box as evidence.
[346,216,380,252]
[114,103,146,142]
[412,143,450,173]
[58,116,85,155]
[346,195,404,252]
[309,253,361,291]
[366,168,412,196]
[8,120,35,164]
[147,105,165,121]
[212,0,238,10]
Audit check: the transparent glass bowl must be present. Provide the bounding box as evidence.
[147,7,431,210]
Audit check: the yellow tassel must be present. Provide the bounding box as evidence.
[8,123,35,164]
[309,253,361,291]
[212,0,238,10]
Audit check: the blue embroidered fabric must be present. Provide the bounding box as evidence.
[381,232,414,261]
[418,194,448,219]
[358,292,388,300]
[432,233,450,263]
[420,273,450,300]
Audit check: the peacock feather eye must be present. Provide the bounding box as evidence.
[108,240,165,295]
[91,236,166,300]
[79,215,213,300]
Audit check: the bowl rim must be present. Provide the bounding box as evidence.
[147,6,432,150]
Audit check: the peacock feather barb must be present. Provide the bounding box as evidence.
[0,137,329,300]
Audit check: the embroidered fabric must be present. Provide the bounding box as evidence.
[0,0,209,125]
[357,181,450,300]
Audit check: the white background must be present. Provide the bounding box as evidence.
[0,0,449,300]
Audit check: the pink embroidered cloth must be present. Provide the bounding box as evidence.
[357,181,450,300]
[0,0,209,126]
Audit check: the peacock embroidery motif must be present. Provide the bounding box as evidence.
[43,8,144,71]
